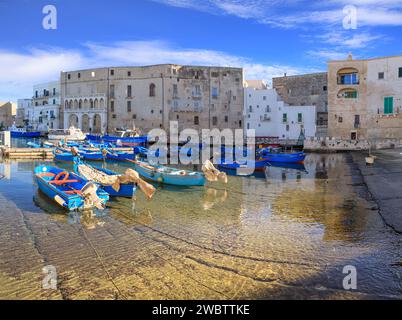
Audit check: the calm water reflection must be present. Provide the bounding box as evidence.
[0,153,401,299]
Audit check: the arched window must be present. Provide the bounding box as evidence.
[337,88,358,99]
[149,83,156,97]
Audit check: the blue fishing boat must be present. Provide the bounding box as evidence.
[258,148,306,164]
[80,150,105,161]
[11,130,41,138]
[73,160,137,198]
[104,149,136,161]
[218,159,268,172]
[132,160,205,186]
[54,149,76,163]
[34,165,109,211]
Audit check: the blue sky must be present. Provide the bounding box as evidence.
[1,0,402,101]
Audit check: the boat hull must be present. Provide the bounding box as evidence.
[219,159,268,171]
[262,152,306,164]
[11,131,41,138]
[106,152,136,161]
[134,162,205,186]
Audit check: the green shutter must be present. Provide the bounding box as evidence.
[283,113,287,123]
[298,113,302,123]
[399,67,402,78]
[384,97,394,114]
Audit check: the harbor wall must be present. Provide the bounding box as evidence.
[304,137,402,151]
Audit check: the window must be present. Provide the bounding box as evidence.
[283,113,287,123]
[399,67,402,78]
[384,97,394,114]
[249,106,252,113]
[378,72,384,80]
[110,69,114,76]
[211,72,219,78]
[127,101,132,112]
[298,113,303,123]
[233,96,236,101]
[247,123,250,130]
[110,85,115,98]
[53,88,56,95]
[127,85,132,98]
[212,116,218,126]
[224,116,228,123]
[338,116,343,123]
[132,114,136,119]
[194,116,199,125]
[338,89,358,99]
[239,120,242,128]
[338,72,358,85]
[78,73,81,79]
[112,114,116,119]
[149,83,156,97]
[67,74,71,80]
[35,91,38,98]
[351,132,357,140]
[323,86,327,91]
[193,85,201,96]
[128,71,131,77]
[211,87,218,99]
[53,99,56,105]
[110,101,114,112]
[354,115,360,128]
[173,84,178,96]
[263,96,266,101]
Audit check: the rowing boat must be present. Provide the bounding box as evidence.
[132,160,206,186]
[34,165,109,211]
[73,160,137,197]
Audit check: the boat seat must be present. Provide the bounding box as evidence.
[49,180,80,185]
[37,172,56,178]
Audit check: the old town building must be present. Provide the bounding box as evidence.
[60,65,244,134]
[328,54,402,141]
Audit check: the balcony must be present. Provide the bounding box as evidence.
[261,114,271,122]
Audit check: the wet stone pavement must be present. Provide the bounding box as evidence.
[0,153,401,300]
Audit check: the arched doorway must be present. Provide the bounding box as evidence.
[93,114,102,133]
[82,114,90,133]
[69,114,79,128]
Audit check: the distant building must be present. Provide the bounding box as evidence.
[244,80,316,140]
[31,81,61,131]
[16,99,32,126]
[60,65,244,134]
[328,54,402,140]
[0,102,16,129]
[272,72,328,137]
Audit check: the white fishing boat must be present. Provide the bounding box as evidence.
[48,127,86,142]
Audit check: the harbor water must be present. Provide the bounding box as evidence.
[0,150,401,299]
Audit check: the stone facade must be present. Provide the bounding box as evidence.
[272,72,328,127]
[328,54,402,141]
[0,102,16,129]
[60,65,244,134]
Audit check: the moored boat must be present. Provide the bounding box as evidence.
[132,160,205,186]
[34,165,109,211]
[48,127,86,142]
[218,159,268,172]
[73,160,137,197]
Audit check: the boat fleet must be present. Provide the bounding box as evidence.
[22,131,307,212]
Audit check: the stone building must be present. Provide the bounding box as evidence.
[328,54,402,141]
[244,80,316,140]
[60,65,244,134]
[0,102,16,129]
[272,72,328,136]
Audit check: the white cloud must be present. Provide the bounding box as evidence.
[0,41,316,102]
[0,48,84,102]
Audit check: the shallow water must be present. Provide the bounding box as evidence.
[0,152,401,300]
